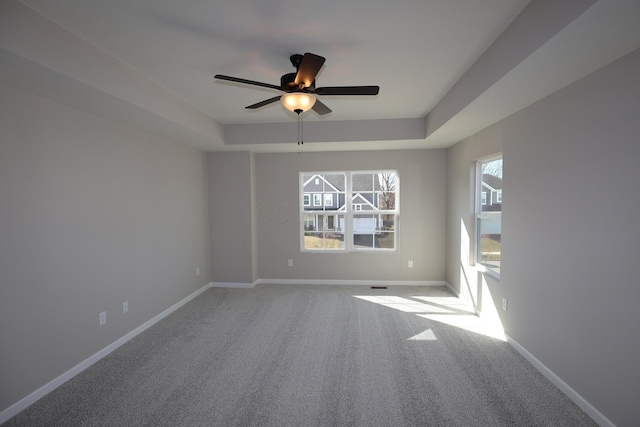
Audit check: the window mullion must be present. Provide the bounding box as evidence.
[345,173,352,251]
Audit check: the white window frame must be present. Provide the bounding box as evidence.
[303,194,310,206]
[300,171,399,253]
[324,193,333,206]
[313,193,322,207]
[474,154,502,279]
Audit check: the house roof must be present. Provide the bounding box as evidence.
[482,174,502,191]
[303,174,345,192]
[352,174,382,192]
[303,173,387,193]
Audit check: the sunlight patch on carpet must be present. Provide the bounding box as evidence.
[354,293,505,341]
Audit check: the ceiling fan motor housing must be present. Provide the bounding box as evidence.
[290,54,304,68]
[281,73,297,88]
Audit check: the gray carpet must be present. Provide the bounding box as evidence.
[5,284,597,426]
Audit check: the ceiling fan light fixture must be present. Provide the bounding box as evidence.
[281,92,316,113]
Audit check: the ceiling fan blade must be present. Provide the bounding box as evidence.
[312,99,332,115]
[294,53,326,88]
[215,75,282,91]
[315,86,379,96]
[246,96,282,109]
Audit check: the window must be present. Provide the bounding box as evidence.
[303,194,310,206]
[475,156,502,276]
[300,171,398,251]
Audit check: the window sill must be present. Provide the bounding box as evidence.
[301,249,399,254]
[476,264,501,281]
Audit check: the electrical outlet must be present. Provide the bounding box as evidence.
[196,267,200,276]
[408,260,414,268]
[99,311,106,326]
[122,301,128,314]
[288,259,293,267]
[502,298,508,311]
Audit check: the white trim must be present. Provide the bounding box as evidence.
[475,263,501,282]
[256,278,446,287]
[505,334,613,427]
[211,281,257,288]
[0,282,213,425]
[482,182,499,192]
[444,281,460,297]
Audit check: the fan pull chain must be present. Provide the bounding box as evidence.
[295,109,304,145]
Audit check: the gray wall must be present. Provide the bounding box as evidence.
[254,150,446,282]
[0,85,211,413]
[446,49,640,426]
[208,151,256,284]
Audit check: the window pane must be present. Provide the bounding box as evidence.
[477,217,501,274]
[375,231,395,249]
[352,173,374,191]
[352,214,396,250]
[377,215,396,249]
[304,232,324,249]
[358,192,375,210]
[304,232,344,249]
[377,172,397,193]
[303,214,316,231]
[378,192,396,210]
[353,233,374,249]
[323,174,345,192]
[324,232,345,249]
[380,214,395,232]
[481,159,502,213]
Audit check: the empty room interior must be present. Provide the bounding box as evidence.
[1,0,639,426]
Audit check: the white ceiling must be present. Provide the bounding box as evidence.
[2,0,640,152]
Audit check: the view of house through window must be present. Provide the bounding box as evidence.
[301,171,398,251]
[476,156,502,276]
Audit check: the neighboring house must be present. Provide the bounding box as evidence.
[481,174,502,212]
[302,173,391,234]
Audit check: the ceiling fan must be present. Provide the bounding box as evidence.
[214,52,379,116]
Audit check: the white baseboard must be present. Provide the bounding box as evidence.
[256,278,446,287]
[505,334,614,427]
[211,281,257,288]
[0,282,213,425]
[444,281,459,297]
